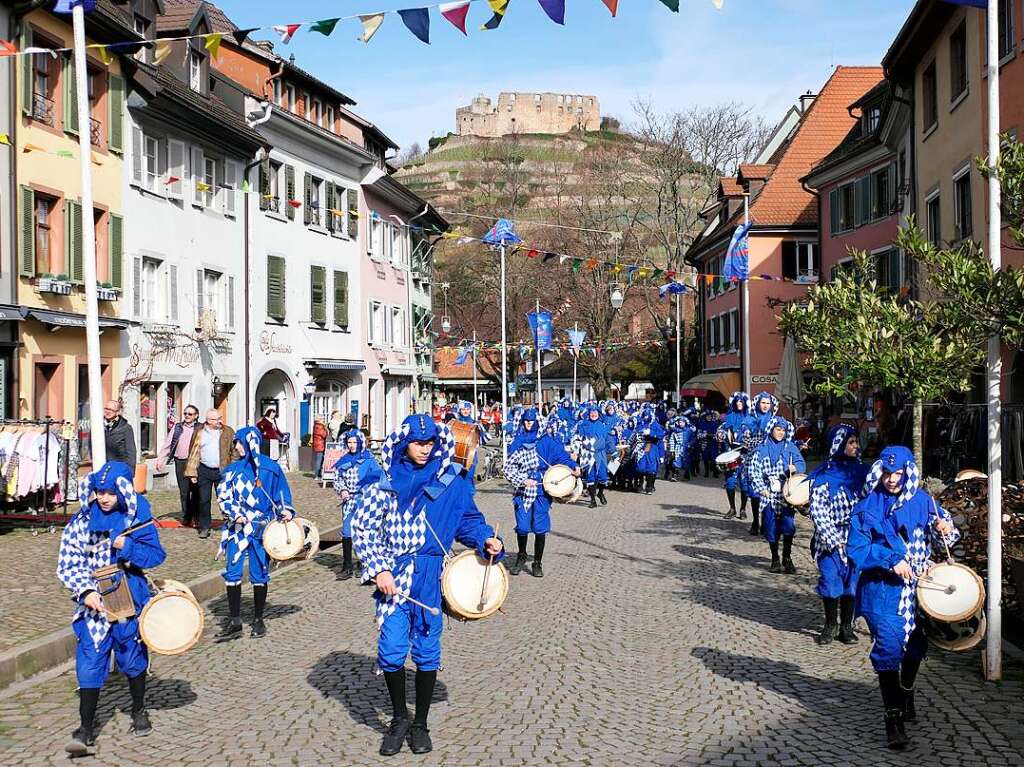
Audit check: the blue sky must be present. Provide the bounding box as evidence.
[213,0,918,150]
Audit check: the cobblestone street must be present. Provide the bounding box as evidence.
[2,475,1022,766]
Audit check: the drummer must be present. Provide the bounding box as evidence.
[504,408,580,576]
[696,408,722,478]
[633,422,666,495]
[847,446,959,750]
[670,413,698,481]
[746,392,779,535]
[748,416,805,573]
[333,428,383,580]
[213,426,294,641]
[573,405,613,507]
[57,461,167,754]
[351,415,503,756]
[449,400,490,481]
[716,392,757,520]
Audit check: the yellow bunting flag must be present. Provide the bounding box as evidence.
[0,133,10,145]
[204,33,222,60]
[705,274,714,285]
[611,263,624,274]
[153,41,172,65]
[196,181,211,193]
[97,46,114,66]
[357,14,385,43]
[637,268,649,279]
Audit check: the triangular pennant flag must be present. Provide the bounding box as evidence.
[97,45,113,66]
[537,0,565,24]
[543,252,557,263]
[23,143,45,153]
[611,264,623,274]
[288,199,302,209]
[651,268,664,279]
[0,133,10,145]
[204,33,222,60]
[585,258,598,270]
[165,176,180,185]
[600,0,618,16]
[0,40,17,57]
[196,181,211,193]
[358,13,385,43]
[637,268,650,279]
[55,149,74,159]
[241,179,251,193]
[439,1,471,34]
[153,40,172,65]
[398,8,430,45]
[482,0,510,30]
[559,255,570,265]
[572,258,583,274]
[658,0,679,10]
[310,18,341,36]
[232,27,259,46]
[526,248,539,258]
[273,24,301,44]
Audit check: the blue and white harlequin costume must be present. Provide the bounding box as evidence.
[453,400,489,481]
[57,461,165,745]
[633,422,665,494]
[573,406,613,506]
[748,416,805,571]
[807,423,869,644]
[716,392,757,516]
[846,445,960,744]
[667,416,697,480]
[333,428,383,579]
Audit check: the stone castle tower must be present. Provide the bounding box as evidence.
[455,92,601,138]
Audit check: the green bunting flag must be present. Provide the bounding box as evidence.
[310,18,341,36]
[658,0,679,10]
[571,258,583,274]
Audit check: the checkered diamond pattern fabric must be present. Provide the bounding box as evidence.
[504,443,540,511]
[808,484,857,559]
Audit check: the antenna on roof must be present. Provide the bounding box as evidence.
[288,54,296,65]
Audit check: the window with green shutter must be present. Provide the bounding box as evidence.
[20,186,35,277]
[310,265,326,324]
[285,165,295,220]
[63,54,79,135]
[267,255,286,321]
[346,188,358,239]
[333,270,349,330]
[829,189,839,235]
[325,182,336,233]
[65,201,84,283]
[109,213,124,289]
[107,74,124,153]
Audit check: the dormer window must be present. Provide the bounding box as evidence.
[188,47,205,94]
[864,106,880,134]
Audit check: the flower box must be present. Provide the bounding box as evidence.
[97,286,119,302]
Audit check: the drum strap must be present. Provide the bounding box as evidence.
[422,515,452,569]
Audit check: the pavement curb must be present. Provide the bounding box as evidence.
[0,523,342,691]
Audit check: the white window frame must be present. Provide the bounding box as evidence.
[309,175,323,228]
[286,84,296,114]
[188,48,203,93]
[368,300,384,345]
[325,105,335,132]
[140,256,162,321]
[272,79,282,106]
[391,306,405,348]
[221,160,238,217]
[924,188,941,246]
[795,241,819,284]
[203,155,217,209]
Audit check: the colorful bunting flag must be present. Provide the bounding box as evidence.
[310,18,341,36]
[358,14,385,43]
[538,0,565,25]
[196,181,211,193]
[571,258,583,274]
[55,149,74,159]
[526,248,539,258]
[482,0,510,30]
[440,1,471,35]
[542,252,557,263]
[273,24,301,44]
[153,40,172,65]
[204,33,223,60]
[288,199,302,209]
[559,255,569,265]
[165,176,180,185]
[0,40,16,57]
[97,46,114,66]
[585,258,598,270]
[241,179,252,193]
[398,8,431,45]
[659,0,679,10]
[23,143,45,153]
[0,133,9,145]
[232,27,259,45]
[600,0,618,16]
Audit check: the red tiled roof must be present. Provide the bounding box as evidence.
[738,163,775,180]
[157,0,237,33]
[435,346,504,381]
[719,178,744,197]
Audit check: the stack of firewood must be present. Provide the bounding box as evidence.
[937,478,1024,614]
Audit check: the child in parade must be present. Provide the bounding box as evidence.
[748,416,806,573]
[633,422,666,494]
[333,428,383,580]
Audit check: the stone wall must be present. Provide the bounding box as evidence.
[455,92,600,137]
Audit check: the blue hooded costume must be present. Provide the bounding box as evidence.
[668,416,698,471]
[748,415,806,542]
[697,409,721,464]
[351,415,502,673]
[504,408,578,535]
[334,429,384,538]
[847,446,960,673]
[808,423,870,599]
[216,426,294,586]
[573,406,613,487]
[633,422,666,476]
[57,461,166,688]
[454,400,490,481]
[716,392,757,493]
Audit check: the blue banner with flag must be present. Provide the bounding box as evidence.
[455,345,472,365]
[567,328,586,351]
[723,221,752,281]
[528,310,554,350]
[481,218,522,246]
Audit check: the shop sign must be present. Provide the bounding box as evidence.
[259,331,292,355]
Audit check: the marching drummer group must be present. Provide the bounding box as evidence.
[56,391,961,756]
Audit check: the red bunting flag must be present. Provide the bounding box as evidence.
[0,39,16,56]
[273,24,301,44]
[439,1,471,34]
[526,248,539,258]
[585,258,598,269]
[165,176,180,185]
[288,199,302,209]
[600,0,618,16]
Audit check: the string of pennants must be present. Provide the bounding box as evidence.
[0,0,726,58]
[437,337,672,360]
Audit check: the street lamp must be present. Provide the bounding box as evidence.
[440,281,451,334]
[610,286,624,310]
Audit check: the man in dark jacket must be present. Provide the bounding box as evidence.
[103,401,137,466]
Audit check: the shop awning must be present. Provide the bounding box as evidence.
[27,309,130,330]
[0,305,25,322]
[681,370,741,398]
[307,358,366,371]
[382,365,417,377]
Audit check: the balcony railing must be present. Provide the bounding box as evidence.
[31,92,55,126]
[89,117,101,147]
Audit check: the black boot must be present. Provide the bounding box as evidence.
[724,489,737,519]
[838,596,859,644]
[410,669,436,754]
[66,687,100,754]
[509,535,528,575]
[251,584,268,638]
[815,598,839,645]
[782,535,797,574]
[739,491,749,520]
[380,670,410,756]
[127,672,151,735]
[597,485,608,505]
[682,466,691,481]
[878,671,909,749]
[769,541,781,573]
[215,585,243,641]
[663,460,673,481]
[588,486,598,508]
[747,499,760,532]
[703,460,711,478]
[339,537,354,580]
[901,657,922,723]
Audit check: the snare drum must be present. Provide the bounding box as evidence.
[441,550,508,621]
[449,421,480,471]
[92,564,136,621]
[782,473,811,508]
[139,579,204,656]
[916,561,986,652]
[543,464,577,499]
[715,449,743,472]
[263,519,305,561]
[293,517,321,560]
[567,477,584,504]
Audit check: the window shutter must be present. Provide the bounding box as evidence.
[888,162,899,215]
[781,241,797,280]
[346,188,358,239]
[303,172,312,225]
[20,186,35,277]
[169,264,179,322]
[227,275,235,329]
[334,270,349,330]
[259,156,270,211]
[20,28,32,118]
[132,256,143,317]
[310,265,326,324]
[195,268,205,324]
[285,164,296,220]
[191,146,205,207]
[130,126,144,186]
[109,214,123,289]
[68,201,83,282]
[222,160,237,217]
[858,177,872,226]
[63,54,79,135]
[167,139,185,200]
[325,182,336,233]
[267,256,286,321]
[107,74,124,152]
[829,189,840,234]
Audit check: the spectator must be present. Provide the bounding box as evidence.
[328,410,345,441]
[311,418,329,479]
[156,405,201,527]
[103,400,137,466]
[184,409,236,539]
[256,408,284,456]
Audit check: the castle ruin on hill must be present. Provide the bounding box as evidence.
[455,92,601,137]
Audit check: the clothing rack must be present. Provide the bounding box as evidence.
[0,418,72,528]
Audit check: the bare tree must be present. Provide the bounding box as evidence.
[398,142,425,165]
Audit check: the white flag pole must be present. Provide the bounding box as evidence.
[500,243,508,463]
[984,0,1003,682]
[741,194,751,394]
[471,330,478,414]
[572,322,579,402]
[535,299,542,406]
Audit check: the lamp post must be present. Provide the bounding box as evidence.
[439,282,451,334]
[610,286,624,310]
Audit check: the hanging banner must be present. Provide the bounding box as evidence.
[527,310,553,351]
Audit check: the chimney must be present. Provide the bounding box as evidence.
[799,90,817,114]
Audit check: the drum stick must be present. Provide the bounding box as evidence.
[918,575,956,594]
[85,519,156,553]
[394,591,441,616]
[478,523,499,612]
